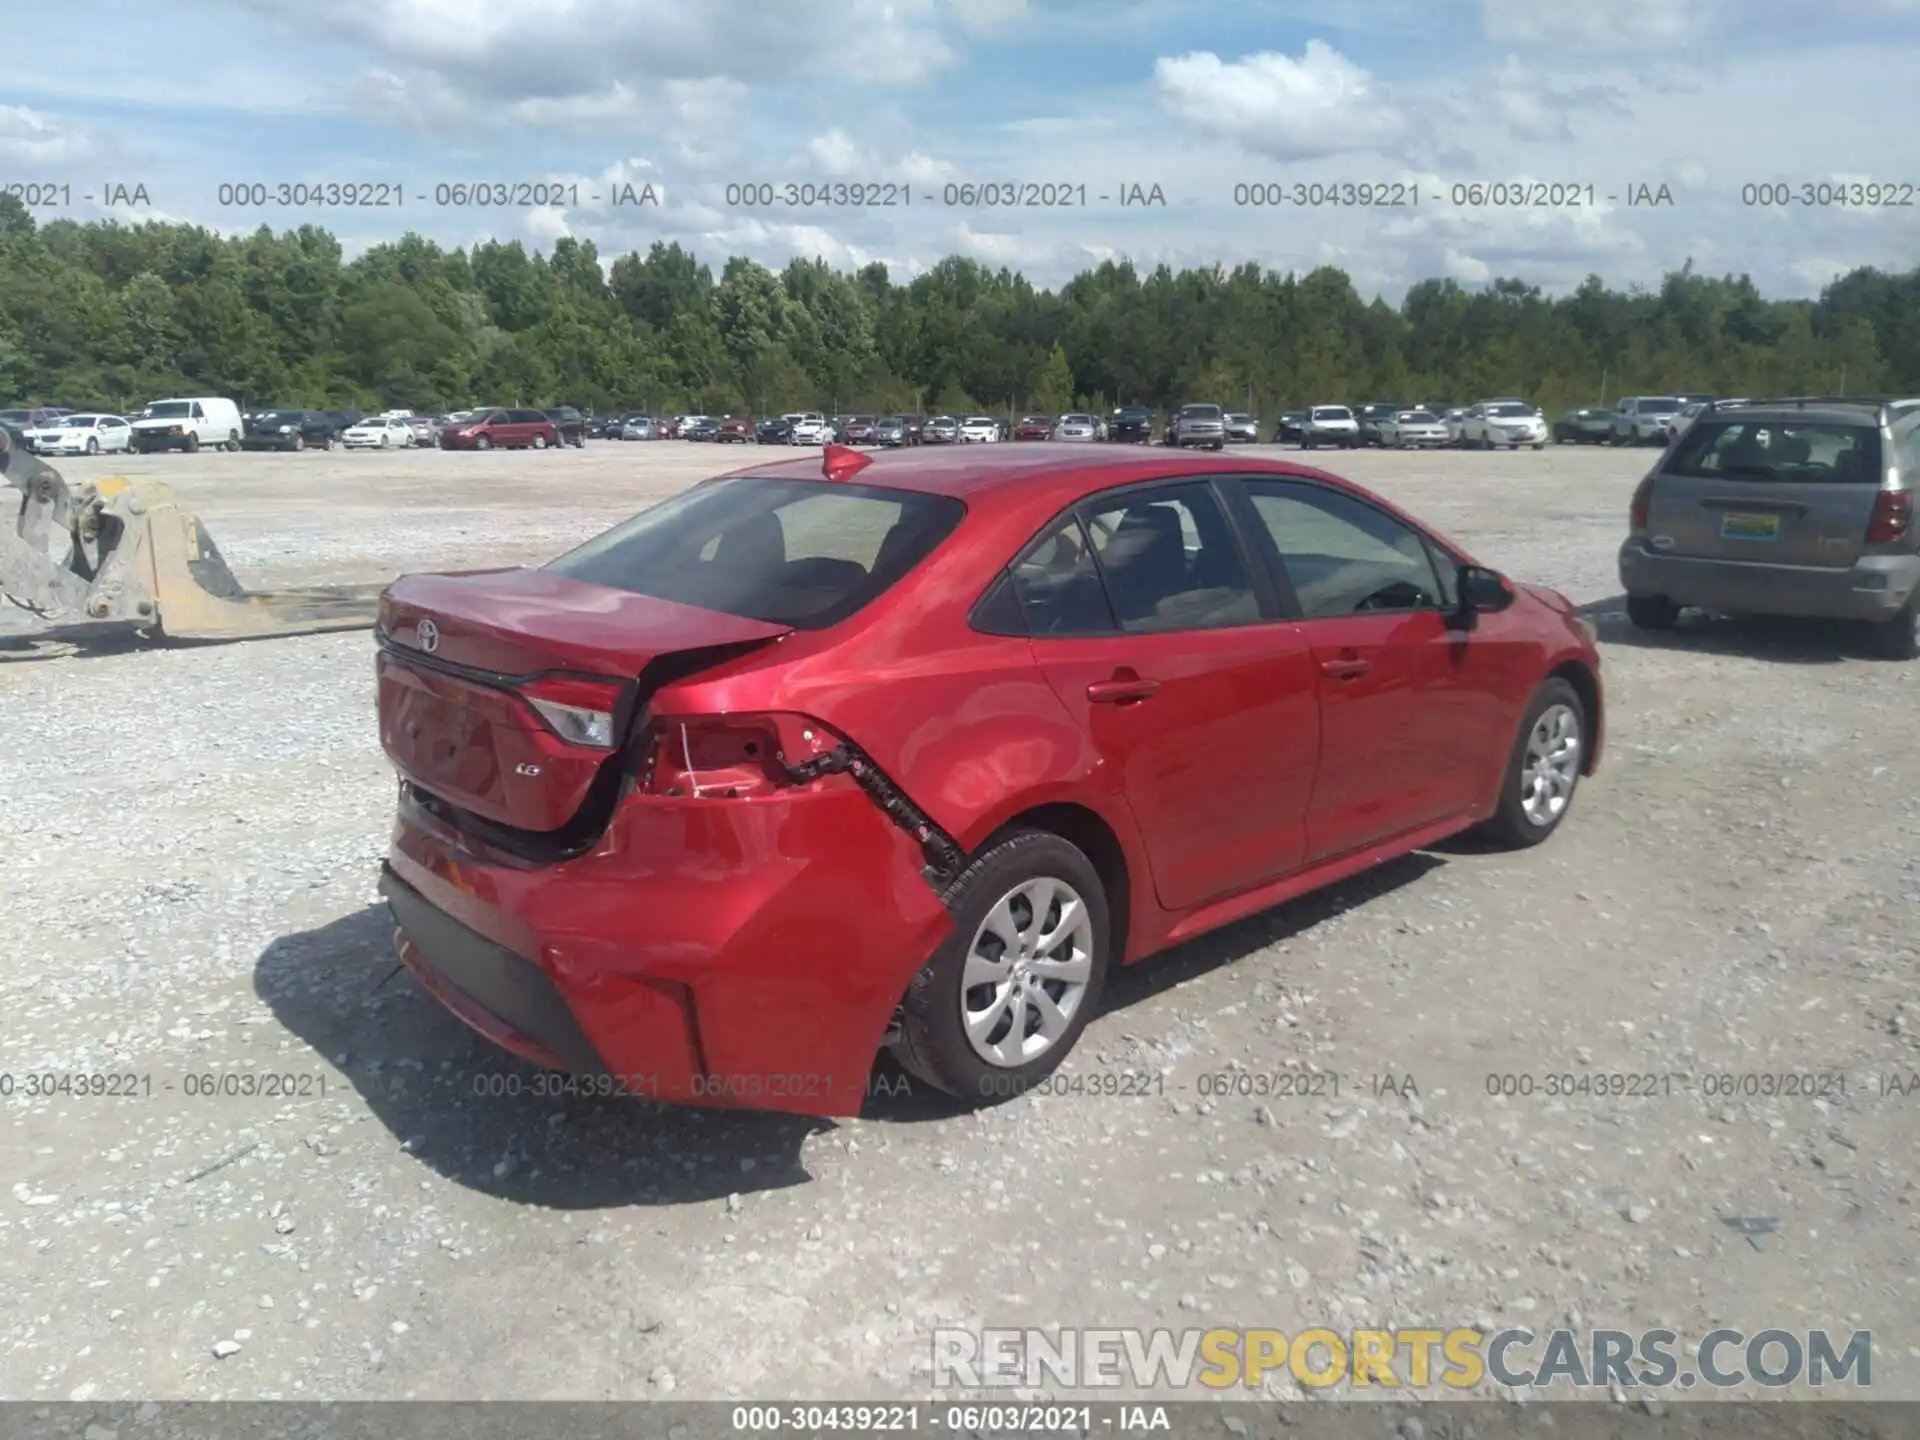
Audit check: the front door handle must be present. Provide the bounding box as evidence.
[1319,657,1371,679]
[1087,678,1160,704]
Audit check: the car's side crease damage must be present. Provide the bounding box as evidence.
[777,741,970,892]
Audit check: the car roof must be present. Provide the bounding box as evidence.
[723,442,1377,505]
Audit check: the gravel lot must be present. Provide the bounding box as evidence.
[3,440,1917,1403]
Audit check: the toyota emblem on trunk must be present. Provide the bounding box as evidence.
[416,619,439,652]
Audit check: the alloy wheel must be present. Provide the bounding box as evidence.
[1520,703,1581,827]
[961,876,1096,1067]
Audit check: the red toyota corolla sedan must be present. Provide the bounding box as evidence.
[375,444,1602,1115]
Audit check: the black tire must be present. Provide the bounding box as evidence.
[475,436,491,450]
[1626,594,1679,630]
[1867,591,1920,660]
[182,434,199,453]
[86,437,99,454]
[227,434,241,451]
[1302,439,1316,450]
[1476,677,1588,850]
[892,828,1111,1104]
[532,434,548,450]
[292,435,304,451]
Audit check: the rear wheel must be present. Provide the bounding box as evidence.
[1626,594,1680,630]
[1868,591,1920,660]
[892,829,1110,1104]
[1477,679,1587,849]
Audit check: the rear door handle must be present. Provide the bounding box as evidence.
[1087,678,1160,704]
[1319,658,1371,679]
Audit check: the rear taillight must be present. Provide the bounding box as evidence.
[637,714,840,798]
[519,675,625,749]
[1629,474,1654,531]
[1866,490,1912,545]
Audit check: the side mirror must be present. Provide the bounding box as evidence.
[1450,564,1514,628]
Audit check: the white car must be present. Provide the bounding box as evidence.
[1462,400,1548,450]
[1377,408,1451,448]
[342,416,416,449]
[1299,404,1360,449]
[786,412,830,444]
[25,412,133,456]
[1444,408,1473,446]
[960,415,1001,443]
[1051,413,1099,441]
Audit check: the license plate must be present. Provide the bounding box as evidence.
[1720,511,1779,540]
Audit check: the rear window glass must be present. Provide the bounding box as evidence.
[1664,420,1883,484]
[546,476,966,629]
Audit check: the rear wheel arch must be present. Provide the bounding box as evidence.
[970,801,1134,965]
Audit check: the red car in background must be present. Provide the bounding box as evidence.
[375,444,1602,1116]
[1014,415,1054,441]
[439,408,561,451]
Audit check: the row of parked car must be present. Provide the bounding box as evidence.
[591,411,1029,445]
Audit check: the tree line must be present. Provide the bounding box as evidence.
[1,193,1914,421]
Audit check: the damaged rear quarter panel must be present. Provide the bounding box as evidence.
[660,543,1154,956]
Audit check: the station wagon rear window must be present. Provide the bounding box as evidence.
[547,476,966,629]
[1664,420,1882,484]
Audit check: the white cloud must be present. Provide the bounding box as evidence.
[1471,57,1632,143]
[946,0,1029,31]
[809,130,868,175]
[524,206,570,243]
[701,217,887,271]
[0,105,104,167]
[1479,0,1712,51]
[902,152,957,184]
[1153,43,1408,160]
[236,0,965,102]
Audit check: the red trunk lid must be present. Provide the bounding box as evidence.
[377,568,790,832]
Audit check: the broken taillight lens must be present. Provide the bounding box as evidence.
[636,713,841,798]
[519,674,625,749]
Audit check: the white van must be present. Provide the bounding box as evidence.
[130,397,244,453]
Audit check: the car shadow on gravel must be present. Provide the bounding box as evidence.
[1577,594,1881,663]
[1092,851,1446,1017]
[255,905,834,1210]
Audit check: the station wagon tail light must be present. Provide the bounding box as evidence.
[1866,490,1913,544]
[1629,474,1654,531]
[636,713,844,798]
[519,675,626,749]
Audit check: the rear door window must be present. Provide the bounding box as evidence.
[1664,419,1881,484]
[1078,482,1261,632]
[547,476,965,629]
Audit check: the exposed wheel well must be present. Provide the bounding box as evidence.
[984,803,1132,963]
[1548,660,1601,774]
